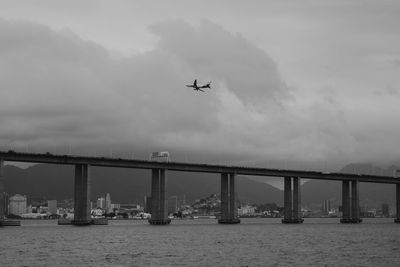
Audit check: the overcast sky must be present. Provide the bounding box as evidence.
[1,0,399,170]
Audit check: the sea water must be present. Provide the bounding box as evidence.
[0,218,399,266]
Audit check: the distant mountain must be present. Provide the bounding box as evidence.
[3,164,74,202]
[301,163,398,209]
[3,162,396,208]
[340,162,399,177]
[2,164,283,205]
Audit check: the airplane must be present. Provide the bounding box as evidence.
[200,81,211,89]
[186,79,212,92]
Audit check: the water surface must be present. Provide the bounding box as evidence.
[0,218,399,266]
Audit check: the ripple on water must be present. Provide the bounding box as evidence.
[0,218,399,266]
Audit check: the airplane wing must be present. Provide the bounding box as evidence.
[198,88,205,92]
[194,79,197,86]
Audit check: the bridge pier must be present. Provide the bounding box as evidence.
[72,164,92,226]
[220,173,229,222]
[148,169,170,225]
[218,173,240,224]
[341,181,351,223]
[0,158,5,223]
[395,184,400,223]
[282,176,304,224]
[351,181,361,223]
[293,177,302,222]
[340,180,362,223]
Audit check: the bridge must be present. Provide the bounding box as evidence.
[0,150,399,225]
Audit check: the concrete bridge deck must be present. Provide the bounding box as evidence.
[0,150,398,184]
[1,150,399,225]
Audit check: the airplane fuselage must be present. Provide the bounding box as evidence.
[186,79,211,92]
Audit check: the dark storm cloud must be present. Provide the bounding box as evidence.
[0,19,228,155]
[1,18,399,165]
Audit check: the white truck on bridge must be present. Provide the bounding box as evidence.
[149,151,170,162]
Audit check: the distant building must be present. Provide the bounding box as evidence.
[97,197,105,209]
[48,200,57,215]
[9,194,27,216]
[144,196,152,213]
[322,199,331,215]
[110,203,120,211]
[26,204,33,213]
[168,196,178,214]
[120,203,141,209]
[382,203,390,217]
[238,205,256,216]
[360,206,369,217]
[180,194,186,206]
[105,193,112,213]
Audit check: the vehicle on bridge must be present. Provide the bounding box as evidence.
[150,151,171,162]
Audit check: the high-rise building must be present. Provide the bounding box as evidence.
[322,199,331,215]
[97,197,105,209]
[168,195,178,214]
[382,203,390,217]
[105,193,111,213]
[180,194,186,207]
[48,200,57,215]
[9,194,27,216]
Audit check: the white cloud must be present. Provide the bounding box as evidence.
[149,20,291,109]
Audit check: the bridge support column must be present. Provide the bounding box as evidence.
[72,164,91,226]
[219,173,229,222]
[340,181,351,223]
[283,177,292,222]
[150,169,160,221]
[148,169,170,225]
[351,181,361,223]
[0,158,5,224]
[229,173,239,222]
[340,180,362,223]
[282,177,304,223]
[395,184,400,223]
[293,177,303,221]
[218,173,240,224]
